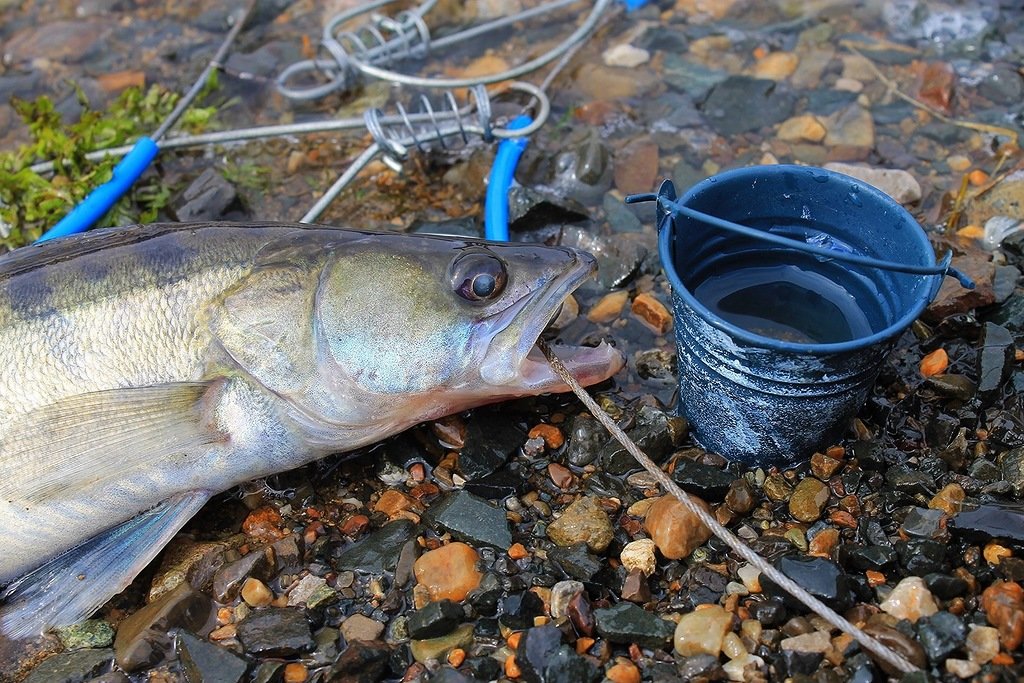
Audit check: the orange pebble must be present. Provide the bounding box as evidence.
[992,652,1014,666]
[968,169,989,186]
[528,423,565,449]
[1016,349,1024,362]
[957,224,985,240]
[866,570,886,587]
[283,662,308,683]
[505,655,522,678]
[606,660,641,683]
[576,637,596,654]
[508,543,529,560]
[507,631,523,650]
[447,648,466,667]
[753,46,769,60]
[920,348,949,377]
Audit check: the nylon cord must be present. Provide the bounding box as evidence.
[536,340,919,676]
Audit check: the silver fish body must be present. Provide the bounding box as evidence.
[0,222,623,637]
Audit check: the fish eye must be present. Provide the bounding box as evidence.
[450,250,508,303]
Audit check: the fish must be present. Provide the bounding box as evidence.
[0,222,624,639]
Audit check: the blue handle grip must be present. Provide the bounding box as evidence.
[37,137,160,243]
[484,115,533,242]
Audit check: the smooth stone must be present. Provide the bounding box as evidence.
[515,624,562,682]
[822,162,922,204]
[924,254,996,322]
[426,490,512,550]
[113,583,214,672]
[413,542,483,602]
[751,51,799,80]
[574,63,659,100]
[673,605,733,656]
[824,103,875,148]
[335,519,417,574]
[946,658,981,678]
[236,608,314,658]
[644,495,712,560]
[725,479,756,514]
[676,654,725,681]
[340,614,385,643]
[407,600,463,640]
[781,629,831,653]
[241,578,273,608]
[547,496,614,553]
[176,630,247,683]
[721,653,764,682]
[23,649,113,683]
[286,574,327,607]
[789,477,830,523]
[594,601,674,649]
[329,640,392,680]
[148,539,228,603]
[409,623,474,664]
[614,137,660,195]
[861,622,927,676]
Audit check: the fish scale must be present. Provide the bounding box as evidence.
[0,222,624,638]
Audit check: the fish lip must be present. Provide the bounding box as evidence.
[481,248,625,390]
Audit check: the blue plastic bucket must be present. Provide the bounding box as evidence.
[630,165,971,465]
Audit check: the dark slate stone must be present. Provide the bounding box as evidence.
[565,414,607,467]
[170,169,238,223]
[508,186,590,234]
[700,76,796,135]
[899,508,946,540]
[761,555,853,612]
[885,466,936,496]
[676,654,724,681]
[923,573,968,600]
[406,600,463,640]
[213,549,274,603]
[176,630,248,683]
[327,640,391,682]
[425,490,512,550]
[548,543,602,581]
[780,648,823,677]
[236,608,314,658]
[24,649,113,683]
[334,519,417,573]
[987,291,1024,332]
[593,601,674,649]
[428,668,475,683]
[671,460,733,500]
[916,611,966,663]
[459,414,526,480]
[463,656,503,681]
[844,545,897,572]
[978,322,1015,400]
[750,598,787,627]
[516,625,563,683]
[895,540,948,576]
[464,468,527,500]
[662,53,729,100]
[498,592,545,632]
[113,584,215,672]
[950,503,1024,544]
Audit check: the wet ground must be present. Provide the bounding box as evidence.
[2,0,1024,682]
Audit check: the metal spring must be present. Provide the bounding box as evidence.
[363,85,492,171]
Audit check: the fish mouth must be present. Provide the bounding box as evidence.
[480,248,625,392]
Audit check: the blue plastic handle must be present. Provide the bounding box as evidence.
[37,137,160,243]
[618,0,649,9]
[484,115,534,242]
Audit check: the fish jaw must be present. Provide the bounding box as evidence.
[477,247,625,395]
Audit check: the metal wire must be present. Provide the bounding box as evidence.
[536,340,920,677]
[277,0,610,100]
[300,81,549,223]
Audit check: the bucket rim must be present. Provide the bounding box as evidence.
[658,164,939,354]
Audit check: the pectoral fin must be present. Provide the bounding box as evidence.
[0,491,211,639]
[0,382,220,505]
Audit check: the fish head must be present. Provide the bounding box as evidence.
[314,233,625,422]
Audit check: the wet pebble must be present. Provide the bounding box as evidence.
[409,623,475,664]
[546,495,614,553]
[549,580,584,620]
[880,576,938,622]
[966,624,1001,664]
[980,580,1024,650]
[594,601,674,649]
[788,477,829,522]
[823,163,922,204]
[176,630,247,683]
[426,490,512,550]
[917,611,966,662]
[673,605,733,656]
[620,538,657,576]
[340,613,384,643]
[113,583,214,672]
[761,555,852,612]
[236,608,314,658]
[644,495,712,560]
[57,620,115,651]
[413,542,483,602]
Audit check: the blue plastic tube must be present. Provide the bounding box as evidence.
[484,115,534,242]
[36,137,160,243]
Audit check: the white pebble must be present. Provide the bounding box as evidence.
[602,43,650,68]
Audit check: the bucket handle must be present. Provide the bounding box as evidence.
[627,180,975,293]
